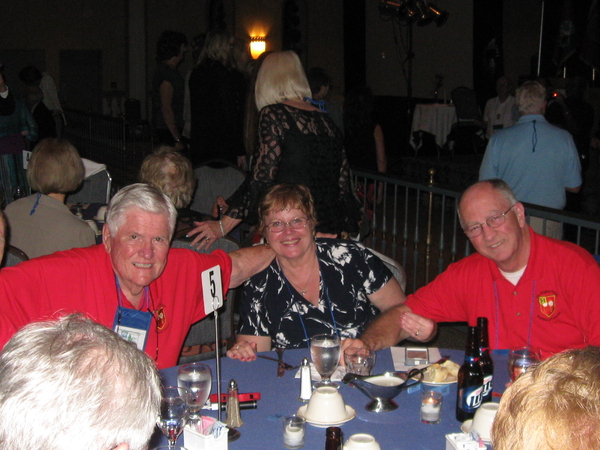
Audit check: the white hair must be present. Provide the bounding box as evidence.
[0,314,162,450]
[106,183,177,238]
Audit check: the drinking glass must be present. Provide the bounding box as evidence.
[157,386,189,449]
[310,333,341,387]
[508,347,541,382]
[344,347,376,376]
[177,362,212,430]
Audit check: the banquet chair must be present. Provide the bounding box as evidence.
[369,248,407,292]
[189,159,246,216]
[447,87,485,155]
[66,159,112,204]
[172,235,240,363]
[1,245,29,268]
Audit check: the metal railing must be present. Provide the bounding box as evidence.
[353,169,600,294]
[62,108,155,187]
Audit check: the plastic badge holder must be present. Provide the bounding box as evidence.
[184,416,228,450]
[445,433,485,450]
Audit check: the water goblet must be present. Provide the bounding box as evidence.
[508,347,541,382]
[177,363,212,431]
[310,333,341,387]
[157,386,189,449]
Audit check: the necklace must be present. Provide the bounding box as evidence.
[281,254,317,297]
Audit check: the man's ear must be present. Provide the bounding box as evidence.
[102,224,111,252]
[514,202,527,226]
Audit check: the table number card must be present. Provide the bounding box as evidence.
[202,265,224,315]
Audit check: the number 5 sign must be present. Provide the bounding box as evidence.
[201,265,224,315]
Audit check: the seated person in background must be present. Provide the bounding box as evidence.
[0,314,161,450]
[139,145,204,239]
[227,184,405,361]
[0,183,274,369]
[4,138,96,258]
[492,346,600,450]
[345,179,600,358]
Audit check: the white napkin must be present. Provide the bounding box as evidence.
[391,347,442,372]
[295,362,346,382]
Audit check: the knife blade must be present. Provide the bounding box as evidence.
[256,355,298,370]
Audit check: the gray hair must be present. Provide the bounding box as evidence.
[0,314,161,450]
[458,179,518,225]
[106,183,177,238]
[515,81,546,115]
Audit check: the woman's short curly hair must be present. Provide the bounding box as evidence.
[139,146,196,209]
[27,138,85,195]
[258,184,318,235]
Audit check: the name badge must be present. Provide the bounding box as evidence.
[112,306,153,351]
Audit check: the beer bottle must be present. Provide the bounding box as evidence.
[325,426,342,450]
[456,326,484,422]
[477,317,494,403]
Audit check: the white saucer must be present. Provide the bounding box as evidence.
[297,404,356,428]
[460,419,491,444]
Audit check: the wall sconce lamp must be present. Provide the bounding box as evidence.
[250,36,266,59]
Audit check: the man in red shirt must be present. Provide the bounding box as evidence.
[347,179,600,358]
[0,183,273,368]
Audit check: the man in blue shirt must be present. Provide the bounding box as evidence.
[479,81,581,239]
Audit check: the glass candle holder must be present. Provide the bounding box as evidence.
[420,390,443,424]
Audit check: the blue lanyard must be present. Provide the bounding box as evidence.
[493,279,536,349]
[279,259,339,346]
[29,193,42,215]
[115,274,150,310]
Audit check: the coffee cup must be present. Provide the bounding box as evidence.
[303,386,347,423]
[344,433,381,450]
[469,402,499,441]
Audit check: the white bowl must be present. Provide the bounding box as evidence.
[304,386,347,423]
[344,433,381,450]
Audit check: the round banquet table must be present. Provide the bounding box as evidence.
[155,348,509,450]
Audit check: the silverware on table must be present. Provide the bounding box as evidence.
[276,348,285,378]
[256,354,299,372]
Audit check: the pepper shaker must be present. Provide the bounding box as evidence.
[226,379,244,428]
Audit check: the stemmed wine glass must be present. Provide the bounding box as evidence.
[310,333,341,387]
[177,363,212,433]
[157,386,189,449]
[508,347,541,382]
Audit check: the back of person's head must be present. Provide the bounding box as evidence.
[343,85,375,136]
[190,32,207,65]
[306,67,331,98]
[255,51,311,110]
[515,81,546,115]
[27,138,85,194]
[0,314,161,450]
[231,37,251,75]
[139,146,196,209]
[18,65,43,86]
[199,28,234,67]
[492,346,600,450]
[155,30,187,62]
[106,183,177,237]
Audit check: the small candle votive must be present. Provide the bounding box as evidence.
[420,390,443,424]
[282,415,306,449]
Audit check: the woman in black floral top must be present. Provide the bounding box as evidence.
[227,184,405,362]
[188,51,361,250]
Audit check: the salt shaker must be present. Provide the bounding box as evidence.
[226,379,244,428]
[298,357,312,402]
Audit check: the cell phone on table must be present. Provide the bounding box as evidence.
[405,347,429,366]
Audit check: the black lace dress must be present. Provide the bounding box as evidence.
[226,104,361,234]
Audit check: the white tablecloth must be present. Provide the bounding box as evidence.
[410,103,457,149]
